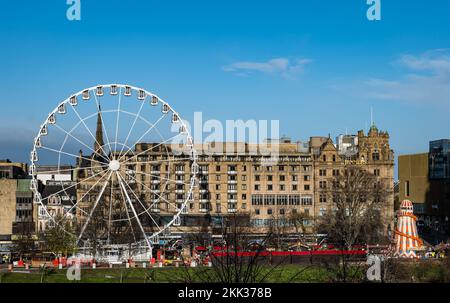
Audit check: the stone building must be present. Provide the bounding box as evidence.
[73,110,395,242]
[0,179,37,244]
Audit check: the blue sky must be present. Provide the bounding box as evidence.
[1,0,450,178]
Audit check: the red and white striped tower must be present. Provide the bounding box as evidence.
[394,200,423,258]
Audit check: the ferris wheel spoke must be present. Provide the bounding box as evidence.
[126,172,169,211]
[117,113,168,163]
[133,170,192,187]
[54,169,110,226]
[118,173,163,232]
[128,173,181,212]
[107,177,114,244]
[93,93,114,156]
[40,168,108,203]
[123,174,167,226]
[117,100,146,160]
[114,87,123,159]
[52,123,111,163]
[69,103,110,160]
[38,145,107,167]
[116,172,153,249]
[116,177,138,244]
[76,171,113,244]
[121,132,184,165]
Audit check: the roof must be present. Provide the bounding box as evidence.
[41,183,76,206]
[36,165,73,173]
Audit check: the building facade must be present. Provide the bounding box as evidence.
[72,114,395,241]
[398,139,450,234]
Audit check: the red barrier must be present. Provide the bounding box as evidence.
[211,250,366,257]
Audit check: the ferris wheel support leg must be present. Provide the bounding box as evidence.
[76,171,112,245]
[116,172,153,253]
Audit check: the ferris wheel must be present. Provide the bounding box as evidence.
[29,84,198,259]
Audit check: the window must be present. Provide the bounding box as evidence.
[319,169,326,176]
[332,169,340,176]
[332,155,336,162]
[319,194,327,203]
[267,209,273,215]
[267,175,273,182]
[242,184,247,190]
[323,155,327,162]
[319,208,326,216]
[216,184,220,190]
[372,151,380,161]
[277,195,288,205]
[289,195,301,205]
[242,194,247,200]
[255,184,260,191]
[255,175,260,182]
[304,184,310,191]
[301,195,313,205]
[280,209,285,215]
[292,175,298,182]
[374,169,380,176]
[405,180,410,197]
[304,175,311,181]
[241,175,247,181]
[279,165,285,171]
[255,209,260,215]
[279,175,286,182]
[319,181,327,189]
[264,195,275,205]
[267,184,273,191]
[216,175,221,181]
[216,165,221,172]
[280,184,286,191]
[292,184,298,191]
[252,195,263,205]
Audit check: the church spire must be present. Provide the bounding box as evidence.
[94,104,105,155]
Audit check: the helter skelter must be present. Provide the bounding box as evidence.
[29,84,198,261]
[394,199,423,258]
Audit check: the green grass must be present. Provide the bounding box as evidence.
[0,265,333,283]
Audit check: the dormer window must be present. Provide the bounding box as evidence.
[323,155,327,162]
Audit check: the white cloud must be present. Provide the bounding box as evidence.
[222,57,312,79]
[360,49,450,107]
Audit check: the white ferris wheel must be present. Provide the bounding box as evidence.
[29,84,198,260]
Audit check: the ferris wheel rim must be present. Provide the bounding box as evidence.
[30,83,197,250]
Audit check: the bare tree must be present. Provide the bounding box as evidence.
[173,212,310,283]
[315,165,389,282]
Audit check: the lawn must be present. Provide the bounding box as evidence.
[0,265,333,283]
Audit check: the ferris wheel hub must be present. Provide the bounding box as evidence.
[108,160,121,171]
